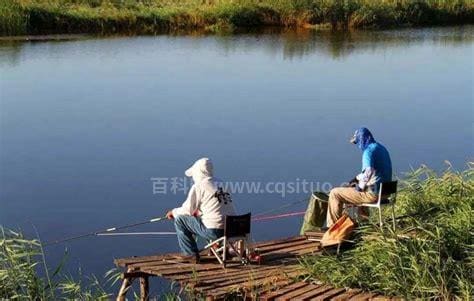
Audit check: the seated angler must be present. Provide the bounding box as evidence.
[166,158,235,263]
[326,127,392,227]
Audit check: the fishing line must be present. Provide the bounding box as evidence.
[252,197,308,218]
[252,211,306,222]
[97,231,176,236]
[43,216,167,246]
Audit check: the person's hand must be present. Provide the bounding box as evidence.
[166,210,174,220]
[348,177,358,187]
[342,177,358,187]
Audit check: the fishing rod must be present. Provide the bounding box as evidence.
[44,196,312,245]
[43,216,167,247]
[44,209,308,244]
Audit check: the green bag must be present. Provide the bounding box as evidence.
[300,191,329,235]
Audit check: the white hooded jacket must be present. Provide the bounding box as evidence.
[172,158,235,229]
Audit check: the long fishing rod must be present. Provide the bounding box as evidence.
[43,216,167,246]
[44,196,312,245]
[91,211,307,237]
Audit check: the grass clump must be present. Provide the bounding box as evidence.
[0,226,196,299]
[0,0,28,35]
[0,227,113,300]
[300,162,473,299]
[1,0,473,36]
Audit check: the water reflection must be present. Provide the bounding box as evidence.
[1,26,472,66]
[211,26,473,59]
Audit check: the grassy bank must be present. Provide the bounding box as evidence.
[1,0,473,36]
[301,163,473,299]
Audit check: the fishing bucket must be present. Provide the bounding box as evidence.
[299,191,329,235]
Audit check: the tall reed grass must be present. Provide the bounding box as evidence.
[0,227,200,299]
[0,0,473,36]
[300,162,473,299]
[0,227,113,300]
[0,0,28,35]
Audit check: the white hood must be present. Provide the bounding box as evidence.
[185,157,213,183]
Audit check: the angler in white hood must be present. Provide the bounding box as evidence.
[166,158,235,262]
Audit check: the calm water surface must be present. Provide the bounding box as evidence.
[0,27,473,288]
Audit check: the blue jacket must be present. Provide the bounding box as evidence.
[353,128,392,194]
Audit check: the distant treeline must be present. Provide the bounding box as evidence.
[1,0,474,36]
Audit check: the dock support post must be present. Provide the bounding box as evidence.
[117,268,134,301]
[117,278,132,301]
[140,276,149,301]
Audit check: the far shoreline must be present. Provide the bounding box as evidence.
[1,0,473,37]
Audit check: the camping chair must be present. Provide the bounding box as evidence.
[204,213,251,267]
[347,181,398,228]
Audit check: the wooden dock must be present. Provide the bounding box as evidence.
[115,234,392,300]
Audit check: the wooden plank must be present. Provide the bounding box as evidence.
[257,239,316,253]
[308,287,346,301]
[122,271,152,279]
[119,249,213,266]
[331,289,362,301]
[127,258,185,269]
[262,247,321,262]
[195,266,303,291]
[143,262,241,277]
[290,285,333,300]
[187,266,286,288]
[244,279,294,301]
[252,279,296,299]
[167,256,298,282]
[272,284,320,301]
[195,266,302,290]
[204,269,304,298]
[372,296,391,301]
[134,260,224,272]
[304,231,325,237]
[261,242,320,259]
[350,292,379,301]
[126,253,220,269]
[169,264,265,281]
[252,236,306,249]
[185,264,295,284]
[259,281,310,301]
[115,252,182,266]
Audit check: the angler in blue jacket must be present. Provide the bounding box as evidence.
[326,127,392,227]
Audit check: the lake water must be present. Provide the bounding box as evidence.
[1,26,473,291]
